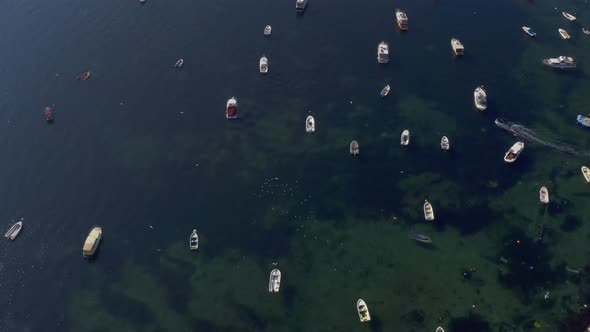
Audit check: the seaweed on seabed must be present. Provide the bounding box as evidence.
[449,314,490,332]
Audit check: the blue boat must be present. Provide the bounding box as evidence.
[522,26,536,37]
[577,115,590,128]
[408,231,432,243]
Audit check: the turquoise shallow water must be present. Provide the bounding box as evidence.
[0,0,590,331]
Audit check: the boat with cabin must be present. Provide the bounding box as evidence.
[436,327,445,332]
[190,229,199,250]
[357,299,371,322]
[562,12,576,21]
[400,130,410,146]
[408,231,432,243]
[296,0,307,12]
[44,106,54,122]
[539,187,549,204]
[350,140,359,155]
[522,26,536,37]
[377,42,389,64]
[558,29,571,40]
[577,115,590,128]
[441,136,450,151]
[504,141,524,163]
[451,38,464,56]
[424,200,435,221]
[264,25,272,36]
[174,58,184,68]
[76,71,91,80]
[474,86,487,111]
[380,85,390,98]
[82,226,102,258]
[4,221,22,240]
[226,97,238,119]
[582,166,590,183]
[543,56,576,69]
[306,115,315,133]
[268,269,281,293]
[260,56,268,74]
[396,9,408,30]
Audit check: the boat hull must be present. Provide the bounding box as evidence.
[83,226,102,258]
[4,221,22,240]
[582,166,590,183]
[539,187,549,204]
[306,116,315,133]
[350,140,359,155]
[190,229,199,250]
[408,231,432,243]
[268,269,281,292]
[504,142,524,163]
[357,299,371,322]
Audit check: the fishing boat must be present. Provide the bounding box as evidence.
[380,85,390,98]
[436,327,445,332]
[259,56,268,74]
[562,12,576,21]
[395,9,408,31]
[558,29,571,40]
[522,26,536,37]
[4,221,22,240]
[542,56,576,69]
[400,130,410,146]
[451,38,464,56]
[539,186,549,204]
[76,71,91,80]
[296,0,307,12]
[582,166,590,183]
[44,106,54,122]
[423,200,435,221]
[408,231,432,244]
[82,226,102,258]
[174,58,184,68]
[583,28,590,35]
[264,25,272,36]
[268,269,281,293]
[441,136,450,151]
[357,299,371,322]
[377,42,389,64]
[190,229,199,250]
[226,97,238,119]
[306,115,315,133]
[474,86,487,111]
[350,140,359,156]
[576,115,590,128]
[504,141,524,163]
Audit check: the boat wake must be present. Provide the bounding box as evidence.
[494,118,590,156]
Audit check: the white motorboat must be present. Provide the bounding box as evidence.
[226,97,238,119]
[83,226,102,258]
[306,115,315,133]
[395,9,408,31]
[539,186,549,204]
[4,221,22,240]
[474,86,487,111]
[296,0,307,12]
[558,29,571,40]
[357,299,371,322]
[264,25,272,36]
[543,56,576,69]
[451,38,464,56]
[190,229,199,250]
[350,140,359,155]
[522,26,536,37]
[268,269,281,292]
[581,166,590,183]
[441,136,450,151]
[174,58,184,68]
[504,141,524,163]
[377,41,389,64]
[380,84,391,98]
[140,0,146,4]
[400,130,410,146]
[259,56,268,74]
[583,28,590,35]
[562,12,576,21]
[436,327,445,332]
[424,200,435,221]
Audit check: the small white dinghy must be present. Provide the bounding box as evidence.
[558,28,571,40]
[436,327,445,332]
[259,56,268,74]
[562,12,576,21]
[441,136,450,151]
[174,58,184,68]
[350,140,360,156]
[357,299,371,322]
[424,200,435,221]
[268,268,281,293]
[522,26,536,37]
[306,115,315,133]
[581,166,590,183]
[4,221,22,240]
[400,130,410,146]
[189,229,199,250]
[264,25,272,36]
[504,141,524,163]
[474,86,487,111]
[380,85,390,98]
[539,186,549,204]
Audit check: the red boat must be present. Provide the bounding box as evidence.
[44,106,54,122]
[226,97,238,119]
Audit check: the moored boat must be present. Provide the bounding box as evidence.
[190,229,199,250]
[4,221,22,240]
[226,97,238,119]
[582,166,590,183]
[76,71,91,80]
[577,115,590,128]
[380,85,390,98]
[539,186,549,204]
[264,25,272,36]
[174,58,184,68]
[474,86,487,111]
[377,42,389,64]
[268,268,281,293]
[350,140,359,155]
[395,9,408,31]
[400,130,410,146]
[140,0,146,3]
[296,0,307,12]
[451,38,464,56]
[504,141,524,163]
[522,26,536,37]
[558,29,571,40]
[542,56,576,69]
[424,200,435,221]
[441,136,450,151]
[357,299,371,322]
[82,226,102,258]
[306,115,315,133]
[44,106,54,122]
[583,28,590,35]
[408,231,432,243]
[562,12,576,21]
[436,327,445,332]
[260,56,268,74]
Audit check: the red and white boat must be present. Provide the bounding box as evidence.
[226,97,238,119]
